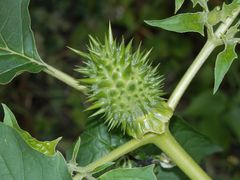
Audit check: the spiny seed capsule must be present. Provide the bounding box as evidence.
[71,25,173,139]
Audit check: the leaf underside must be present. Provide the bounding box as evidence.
[0,0,45,84]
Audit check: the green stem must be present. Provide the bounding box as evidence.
[80,133,155,173]
[43,64,87,94]
[151,131,211,180]
[168,8,240,110]
[167,40,216,110]
[76,130,211,180]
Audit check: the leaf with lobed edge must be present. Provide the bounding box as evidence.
[0,0,45,84]
[0,104,71,180]
[2,104,61,156]
[207,1,240,26]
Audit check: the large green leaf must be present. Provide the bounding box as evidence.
[0,0,45,84]
[225,106,240,141]
[77,124,128,166]
[182,90,232,149]
[99,165,157,180]
[0,105,71,180]
[145,13,206,35]
[214,42,238,94]
[171,116,222,163]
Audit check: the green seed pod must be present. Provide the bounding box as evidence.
[71,25,173,139]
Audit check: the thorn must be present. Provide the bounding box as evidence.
[67,47,90,59]
[108,22,113,45]
[90,108,106,117]
[79,78,97,84]
[85,101,104,111]
[89,35,99,46]
[142,48,152,61]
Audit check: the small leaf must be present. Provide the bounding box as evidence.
[207,1,240,25]
[145,13,206,35]
[2,104,61,156]
[191,0,208,10]
[175,0,185,13]
[221,1,240,22]
[99,165,157,180]
[214,43,238,94]
[0,0,45,84]
[0,106,71,180]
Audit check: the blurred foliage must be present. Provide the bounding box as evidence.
[0,0,239,179]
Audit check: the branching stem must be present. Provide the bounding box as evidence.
[71,7,240,180]
[168,8,240,110]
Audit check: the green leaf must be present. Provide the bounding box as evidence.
[191,0,208,10]
[155,166,187,180]
[76,124,129,166]
[0,0,45,84]
[0,106,71,180]
[145,13,206,35]
[225,106,240,141]
[99,165,157,180]
[170,116,222,163]
[214,43,238,94]
[182,90,231,149]
[175,0,208,13]
[207,1,240,26]
[2,104,60,156]
[175,0,185,13]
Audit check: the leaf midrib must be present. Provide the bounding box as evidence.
[0,46,45,67]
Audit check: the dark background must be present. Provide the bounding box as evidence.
[0,0,239,179]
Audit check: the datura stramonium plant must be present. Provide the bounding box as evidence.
[70,26,173,139]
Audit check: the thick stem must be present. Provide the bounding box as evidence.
[43,64,87,94]
[167,40,216,110]
[76,130,211,180]
[151,131,211,180]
